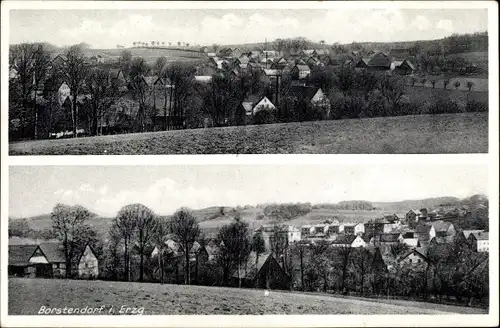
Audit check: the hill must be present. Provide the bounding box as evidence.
[9,112,488,155]
[10,194,487,240]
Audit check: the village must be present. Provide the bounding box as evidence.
[9,32,487,141]
[8,196,489,309]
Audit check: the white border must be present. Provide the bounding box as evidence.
[1,1,499,327]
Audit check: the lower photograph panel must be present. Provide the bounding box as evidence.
[8,164,489,315]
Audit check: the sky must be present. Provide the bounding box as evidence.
[9,8,488,48]
[9,164,487,218]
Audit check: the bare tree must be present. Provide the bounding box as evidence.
[51,204,95,278]
[58,45,90,137]
[170,208,200,284]
[430,79,437,89]
[85,67,118,136]
[133,204,156,282]
[128,57,152,132]
[151,216,169,284]
[114,204,139,281]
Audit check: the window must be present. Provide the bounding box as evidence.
[418,259,421,263]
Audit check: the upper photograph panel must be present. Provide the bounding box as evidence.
[7,7,489,155]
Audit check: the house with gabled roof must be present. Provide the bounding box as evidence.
[299,49,317,57]
[367,51,392,71]
[330,235,367,248]
[291,64,311,80]
[398,248,431,270]
[270,57,288,70]
[240,95,276,116]
[468,231,489,252]
[8,242,98,279]
[230,252,290,290]
[392,59,416,75]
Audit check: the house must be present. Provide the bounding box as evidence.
[299,49,317,57]
[468,231,489,252]
[405,209,420,225]
[429,221,455,240]
[289,85,330,117]
[305,57,319,67]
[463,229,484,239]
[75,244,99,279]
[230,252,290,290]
[392,59,416,75]
[262,50,278,58]
[301,225,315,237]
[270,57,288,70]
[291,64,311,80]
[262,69,281,77]
[57,82,71,106]
[402,237,421,248]
[233,56,250,66]
[8,243,98,279]
[90,54,105,65]
[194,76,213,83]
[371,233,403,247]
[342,223,365,235]
[240,95,276,116]
[355,58,370,69]
[398,248,431,269]
[330,235,367,248]
[367,52,392,71]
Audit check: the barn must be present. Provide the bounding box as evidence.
[230,252,290,290]
[8,243,99,279]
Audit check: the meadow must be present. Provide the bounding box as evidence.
[9,112,488,155]
[8,278,486,315]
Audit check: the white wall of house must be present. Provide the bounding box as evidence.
[253,97,276,115]
[354,223,365,235]
[78,245,98,278]
[477,240,489,252]
[351,236,367,248]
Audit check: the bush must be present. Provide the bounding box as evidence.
[428,97,462,114]
[253,109,277,125]
[466,101,488,113]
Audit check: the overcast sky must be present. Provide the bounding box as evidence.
[9,9,488,48]
[9,165,487,218]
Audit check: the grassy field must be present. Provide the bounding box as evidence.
[8,278,486,315]
[9,113,488,155]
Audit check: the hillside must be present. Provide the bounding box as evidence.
[10,194,487,240]
[9,112,488,155]
[9,278,486,315]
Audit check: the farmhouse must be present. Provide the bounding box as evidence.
[398,248,431,270]
[289,86,330,112]
[230,252,290,290]
[291,64,311,80]
[8,243,98,279]
[270,57,288,70]
[240,95,276,116]
[342,223,365,235]
[392,59,416,75]
[468,231,489,252]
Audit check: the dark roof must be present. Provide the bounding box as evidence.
[432,221,453,232]
[294,64,311,72]
[39,243,66,263]
[331,234,357,245]
[380,233,402,243]
[290,86,320,102]
[231,252,272,280]
[9,245,39,266]
[368,52,391,68]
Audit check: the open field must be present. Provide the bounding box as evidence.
[8,278,486,315]
[9,113,488,155]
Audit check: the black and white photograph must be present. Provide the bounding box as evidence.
[6,4,491,154]
[1,1,499,328]
[6,164,490,316]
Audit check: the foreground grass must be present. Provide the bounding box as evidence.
[9,278,487,315]
[10,113,488,155]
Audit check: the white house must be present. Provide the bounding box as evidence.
[331,235,366,248]
[241,96,276,116]
[468,231,489,252]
